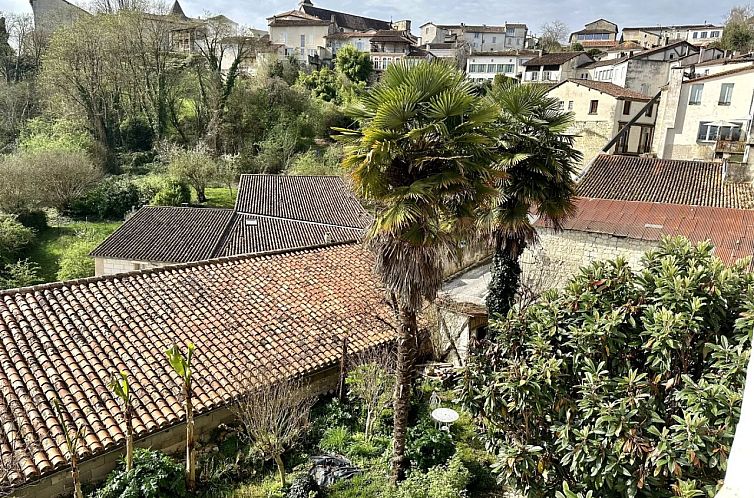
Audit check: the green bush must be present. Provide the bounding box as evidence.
[319,426,351,454]
[18,117,94,153]
[0,259,41,289]
[393,454,471,498]
[119,116,154,152]
[406,420,455,470]
[326,471,388,498]
[67,176,142,220]
[151,179,192,206]
[458,237,753,497]
[57,240,95,280]
[0,214,34,262]
[14,210,48,230]
[94,448,187,498]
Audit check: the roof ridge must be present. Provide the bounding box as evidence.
[4,241,359,298]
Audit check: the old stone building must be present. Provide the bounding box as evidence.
[569,19,619,50]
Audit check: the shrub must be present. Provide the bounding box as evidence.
[286,473,321,498]
[14,210,48,230]
[57,240,95,280]
[18,117,94,153]
[167,146,218,203]
[0,214,35,262]
[326,470,388,498]
[458,237,753,497]
[310,399,357,442]
[151,179,192,206]
[393,454,470,498]
[346,362,394,440]
[0,259,41,289]
[320,426,351,454]
[67,176,142,220]
[406,421,455,470]
[287,146,343,176]
[335,45,373,83]
[120,116,154,152]
[94,448,187,498]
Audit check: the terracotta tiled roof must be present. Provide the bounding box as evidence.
[551,79,652,100]
[578,155,754,209]
[0,243,395,489]
[301,4,391,31]
[89,207,235,263]
[523,52,590,67]
[536,197,754,265]
[235,175,372,229]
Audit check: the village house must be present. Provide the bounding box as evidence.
[689,53,754,77]
[582,41,703,96]
[547,79,656,168]
[569,19,619,50]
[622,23,725,49]
[90,175,370,276]
[327,29,429,72]
[419,22,528,53]
[267,0,409,68]
[653,65,754,163]
[0,243,395,498]
[465,50,538,82]
[522,51,594,83]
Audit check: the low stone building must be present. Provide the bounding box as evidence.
[522,51,594,84]
[569,19,619,51]
[0,243,395,497]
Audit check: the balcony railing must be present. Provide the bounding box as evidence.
[716,139,746,154]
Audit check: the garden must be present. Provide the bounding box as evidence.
[80,238,752,498]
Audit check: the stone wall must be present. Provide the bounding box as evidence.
[521,228,657,287]
[11,366,340,498]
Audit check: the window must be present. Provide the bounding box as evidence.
[530,71,539,81]
[689,84,703,105]
[589,100,598,114]
[474,32,480,38]
[693,32,699,39]
[698,121,743,141]
[488,64,496,72]
[719,83,734,105]
[700,31,708,38]
[711,30,720,38]
[497,63,514,73]
[542,71,552,80]
[356,41,363,51]
[645,103,653,117]
[623,101,631,115]
[568,101,574,110]
[558,101,565,111]
[300,34,305,48]
[492,36,497,43]
[507,27,515,36]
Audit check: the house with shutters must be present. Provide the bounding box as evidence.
[547,79,657,169]
[465,50,539,82]
[522,52,594,84]
[622,23,725,49]
[419,22,529,53]
[267,0,411,68]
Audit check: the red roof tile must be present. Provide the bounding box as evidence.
[0,244,395,489]
[536,197,754,265]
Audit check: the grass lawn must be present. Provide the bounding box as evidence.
[197,186,237,209]
[27,219,122,283]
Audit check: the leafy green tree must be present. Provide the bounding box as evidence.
[346,362,394,440]
[57,240,96,280]
[19,118,94,152]
[459,237,753,497]
[482,80,580,317]
[723,6,754,52]
[299,67,342,102]
[150,179,191,206]
[167,146,218,203]
[119,116,154,152]
[166,342,197,492]
[0,259,40,289]
[335,45,373,83]
[335,61,498,483]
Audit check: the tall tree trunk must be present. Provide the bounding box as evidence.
[185,384,196,492]
[486,234,526,317]
[391,305,418,484]
[274,453,286,488]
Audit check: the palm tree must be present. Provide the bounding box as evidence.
[335,61,498,483]
[109,371,135,471]
[482,80,582,317]
[166,342,196,492]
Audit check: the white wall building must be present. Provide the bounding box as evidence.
[653,66,754,162]
[419,22,528,53]
[465,50,537,82]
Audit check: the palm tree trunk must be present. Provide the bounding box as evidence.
[486,234,526,317]
[71,454,83,498]
[391,305,418,484]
